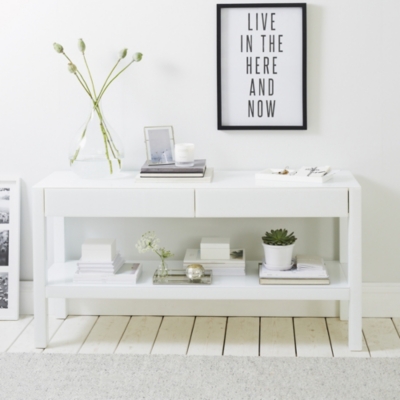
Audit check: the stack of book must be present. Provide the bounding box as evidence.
[259,255,330,285]
[183,248,246,275]
[73,262,142,285]
[73,238,142,285]
[137,159,213,182]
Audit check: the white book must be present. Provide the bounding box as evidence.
[184,248,245,266]
[183,263,245,269]
[74,263,142,285]
[77,254,124,274]
[296,255,325,270]
[260,263,329,279]
[259,267,330,285]
[208,268,246,276]
[77,253,123,266]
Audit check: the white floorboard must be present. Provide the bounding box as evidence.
[6,315,400,357]
[392,318,400,338]
[151,316,194,355]
[294,318,332,357]
[44,315,98,354]
[115,316,162,354]
[0,315,33,352]
[326,318,370,358]
[7,316,63,353]
[79,316,130,354]
[224,317,259,357]
[362,318,400,357]
[187,317,226,356]
[260,317,296,357]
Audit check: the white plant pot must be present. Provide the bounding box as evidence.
[262,242,295,270]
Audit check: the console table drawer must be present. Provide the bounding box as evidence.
[45,189,194,217]
[196,188,348,217]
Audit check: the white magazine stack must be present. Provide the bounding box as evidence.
[259,255,329,285]
[73,239,142,285]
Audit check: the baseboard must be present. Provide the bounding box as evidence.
[20,281,400,317]
[362,283,400,317]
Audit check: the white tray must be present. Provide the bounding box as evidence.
[255,169,337,183]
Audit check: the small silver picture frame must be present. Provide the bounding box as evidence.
[144,126,175,165]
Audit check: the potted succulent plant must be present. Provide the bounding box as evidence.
[262,229,297,270]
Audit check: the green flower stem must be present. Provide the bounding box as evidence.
[100,120,113,174]
[62,52,93,97]
[93,103,118,155]
[96,59,135,103]
[61,51,74,64]
[74,73,94,100]
[83,53,97,98]
[97,58,122,104]
[76,70,93,97]
[93,103,123,172]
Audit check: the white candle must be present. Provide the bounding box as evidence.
[175,143,195,167]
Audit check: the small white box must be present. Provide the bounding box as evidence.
[200,237,230,259]
[81,238,117,262]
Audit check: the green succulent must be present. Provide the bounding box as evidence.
[262,229,297,246]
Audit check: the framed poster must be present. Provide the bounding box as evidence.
[217,3,307,130]
[0,178,20,320]
[144,126,175,165]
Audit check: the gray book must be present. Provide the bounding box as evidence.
[140,159,206,174]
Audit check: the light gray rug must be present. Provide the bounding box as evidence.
[0,354,399,400]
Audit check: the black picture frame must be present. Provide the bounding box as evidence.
[217,3,307,130]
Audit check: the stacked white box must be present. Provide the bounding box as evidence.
[200,237,230,259]
[81,238,117,262]
[184,248,245,276]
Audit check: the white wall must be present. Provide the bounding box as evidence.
[1,0,399,283]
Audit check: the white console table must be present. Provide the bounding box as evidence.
[33,170,362,350]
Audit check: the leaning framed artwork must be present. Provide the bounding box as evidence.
[0,177,20,320]
[144,126,175,165]
[217,3,307,130]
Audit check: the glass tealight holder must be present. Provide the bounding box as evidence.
[175,143,195,167]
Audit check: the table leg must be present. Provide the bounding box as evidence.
[348,187,362,351]
[52,217,68,319]
[33,188,48,348]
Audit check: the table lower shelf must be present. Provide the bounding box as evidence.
[46,261,350,301]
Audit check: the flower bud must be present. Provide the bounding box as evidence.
[53,43,64,53]
[132,52,143,62]
[78,38,86,53]
[119,48,128,59]
[68,63,77,73]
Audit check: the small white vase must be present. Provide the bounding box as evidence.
[262,242,295,270]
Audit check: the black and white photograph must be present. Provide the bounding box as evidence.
[0,188,10,224]
[0,230,9,266]
[0,273,8,309]
[0,179,19,320]
[144,126,175,164]
[217,3,307,130]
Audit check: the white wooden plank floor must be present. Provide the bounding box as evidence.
[3,316,400,357]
